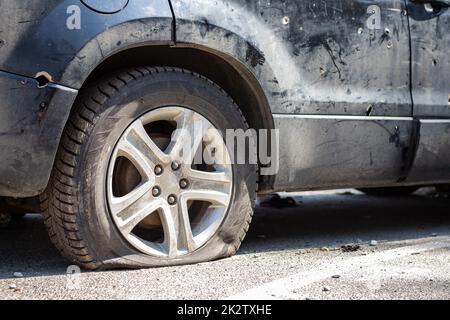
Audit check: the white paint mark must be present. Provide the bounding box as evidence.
[226,238,450,300]
[366,5,381,30]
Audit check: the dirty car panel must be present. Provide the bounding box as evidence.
[0,0,174,88]
[273,115,415,191]
[0,71,77,197]
[407,1,450,118]
[172,0,412,116]
[0,0,174,197]
[0,0,449,198]
[172,0,418,190]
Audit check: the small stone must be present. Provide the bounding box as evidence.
[13,272,23,278]
[370,240,378,246]
[341,244,360,252]
[323,286,331,292]
[320,247,329,252]
[332,275,341,279]
[8,284,17,290]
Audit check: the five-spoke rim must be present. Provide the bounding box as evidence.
[107,107,233,258]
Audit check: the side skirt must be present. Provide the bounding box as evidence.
[272,114,417,191]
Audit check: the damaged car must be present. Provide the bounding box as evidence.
[0,0,449,269]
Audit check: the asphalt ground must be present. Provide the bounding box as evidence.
[0,188,449,300]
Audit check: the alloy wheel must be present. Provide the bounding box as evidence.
[107,107,233,258]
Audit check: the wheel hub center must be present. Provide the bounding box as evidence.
[153,162,184,202]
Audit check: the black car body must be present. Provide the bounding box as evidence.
[0,0,449,268]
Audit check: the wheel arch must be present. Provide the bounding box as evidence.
[61,43,276,191]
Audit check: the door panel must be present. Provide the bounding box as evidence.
[273,116,415,191]
[407,1,450,117]
[284,0,412,116]
[406,120,450,184]
[173,0,412,116]
[406,2,450,183]
[173,0,415,190]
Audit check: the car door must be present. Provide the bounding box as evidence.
[405,0,450,184]
[279,0,412,117]
[268,0,415,190]
[172,0,415,190]
[407,0,450,118]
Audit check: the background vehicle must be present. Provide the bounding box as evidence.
[0,0,449,269]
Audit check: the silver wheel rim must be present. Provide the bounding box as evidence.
[107,107,233,258]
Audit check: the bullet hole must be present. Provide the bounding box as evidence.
[366,105,374,116]
[358,27,364,35]
[36,75,50,88]
[35,72,52,88]
[387,41,393,49]
[282,16,290,25]
[384,28,390,35]
[432,59,437,66]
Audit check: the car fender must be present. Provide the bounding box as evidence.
[171,0,302,114]
[0,0,174,88]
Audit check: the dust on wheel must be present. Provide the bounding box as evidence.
[107,107,233,258]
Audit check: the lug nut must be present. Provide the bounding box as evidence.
[167,195,177,205]
[179,179,189,189]
[171,161,181,171]
[154,165,163,176]
[152,186,161,197]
